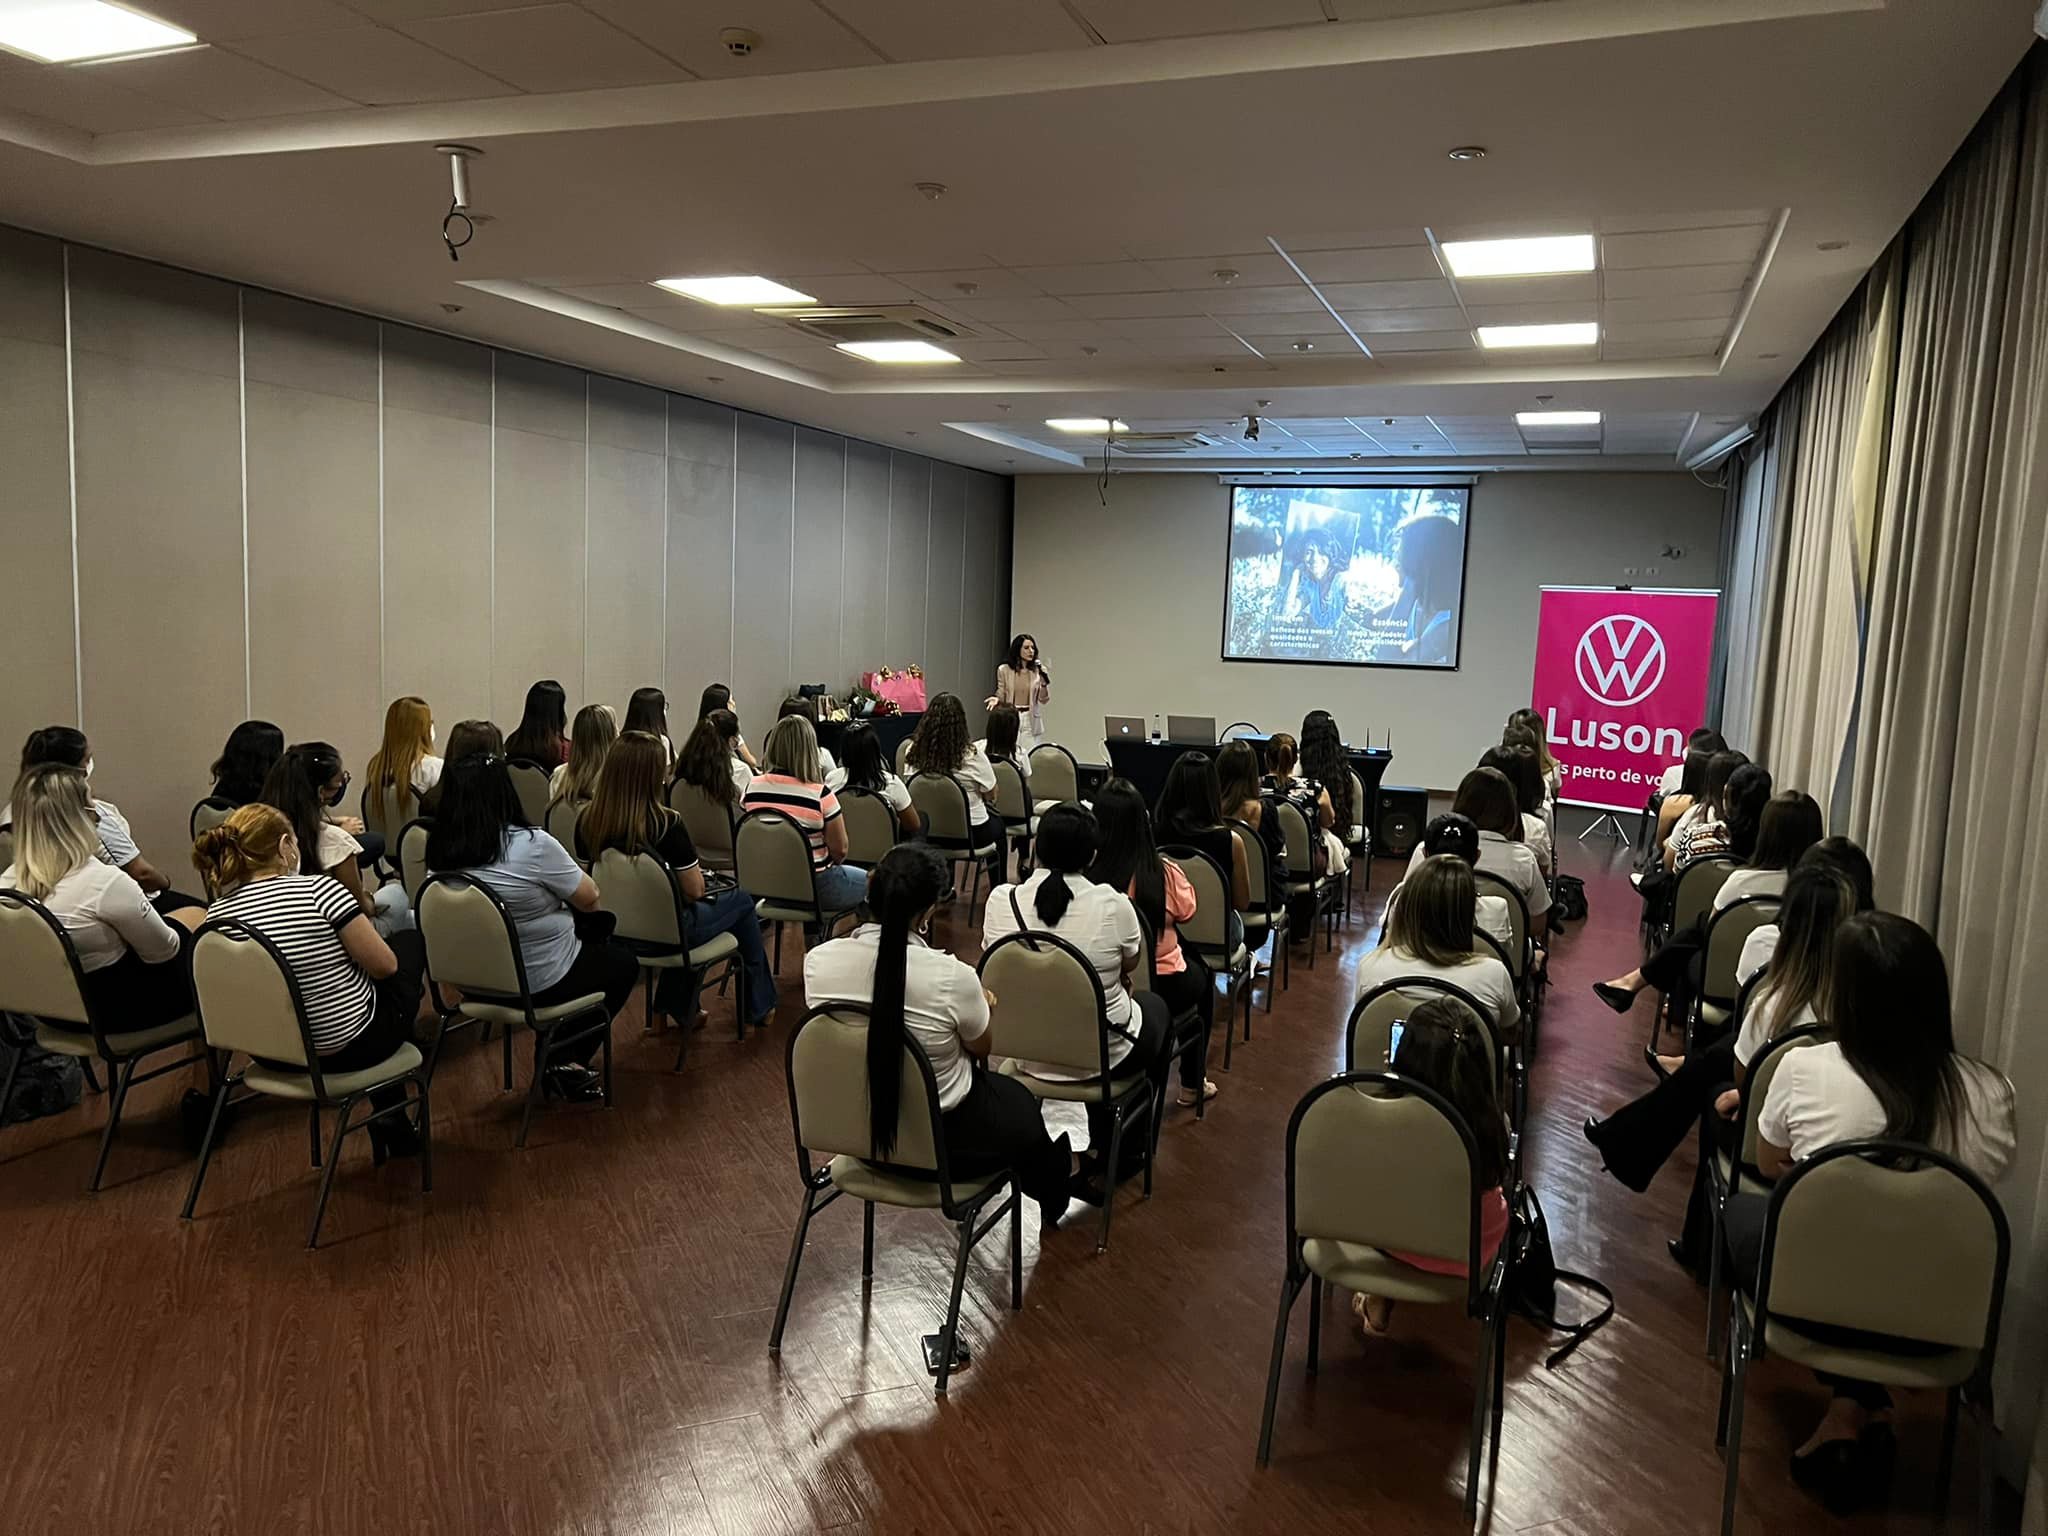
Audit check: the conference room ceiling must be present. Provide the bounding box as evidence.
[0,0,2032,474]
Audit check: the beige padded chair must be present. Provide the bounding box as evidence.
[189,796,236,843]
[908,772,1001,914]
[544,796,588,863]
[1229,816,1290,1012]
[992,759,1037,872]
[360,782,410,851]
[893,735,915,776]
[1714,1140,2010,1536]
[1471,870,1531,991]
[768,1003,1023,1397]
[1346,978,1501,1087]
[0,824,12,871]
[415,874,614,1147]
[1668,856,1738,941]
[180,919,430,1247]
[0,889,207,1191]
[735,809,862,972]
[1257,1070,1513,1523]
[1693,895,1780,1036]
[397,819,433,905]
[506,760,553,828]
[1161,842,1252,1072]
[838,786,900,870]
[668,778,738,873]
[1026,742,1079,809]
[1275,800,1339,964]
[592,845,747,1062]
[980,930,1155,1253]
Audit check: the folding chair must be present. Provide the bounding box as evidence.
[1161,842,1252,1072]
[505,759,553,828]
[668,778,739,873]
[907,772,1002,916]
[735,809,863,971]
[838,786,900,870]
[1692,896,1781,1044]
[545,796,589,864]
[992,758,1036,876]
[593,845,747,1059]
[189,796,236,842]
[1275,800,1339,963]
[1229,815,1290,1013]
[1026,742,1080,810]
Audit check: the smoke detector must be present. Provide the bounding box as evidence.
[720,27,760,57]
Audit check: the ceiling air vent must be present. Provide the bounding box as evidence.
[1108,431,1225,455]
[759,305,971,345]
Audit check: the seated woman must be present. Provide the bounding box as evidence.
[905,692,1000,855]
[1639,744,1714,905]
[623,687,673,770]
[1354,854,1519,1040]
[417,720,500,818]
[363,697,443,826]
[697,683,760,771]
[1298,710,1359,873]
[778,697,837,778]
[424,753,637,1101]
[1383,813,1515,952]
[1153,751,1252,953]
[1593,765,1781,1016]
[982,803,1168,1200]
[1351,995,1511,1337]
[262,743,410,937]
[674,708,752,813]
[806,843,1077,1230]
[1091,777,1216,1109]
[1735,835,1874,989]
[1407,767,1550,943]
[1478,742,1553,880]
[8,726,183,900]
[550,703,618,807]
[576,730,776,1033]
[1659,727,1725,797]
[209,720,286,808]
[1215,738,1281,877]
[1666,749,1750,871]
[1260,731,1338,881]
[193,805,428,1160]
[1720,913,2015,1513]
[1505,707,1563,815]
[976,702,1032,784]
[828,723,920,838]
[505,679,571,768]
[741,715,868,939]
[4,764,205,1031]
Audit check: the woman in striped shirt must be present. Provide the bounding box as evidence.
[741,715,868,940]
[193,804,428,1160]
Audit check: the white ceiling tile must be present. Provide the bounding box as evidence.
[1315,278,1458,310]
[235,26,520,103]
[1226,311,1348,337]
[0,64,214,131]
[937,296,1083,324]
[1601,318,1731,344]
[1063,292,1213,319]
[1016,261,1170,295]
[562,281,690,307]
[1145,336,1264,357]
[1599,209,1775,235]
[1451,272,1599,306]
[90,45,357,118]
[1599,293,1738,325]
[1465,299,1601,326]
[396,5,687,92]
[1601,262,1755,300]
[1348,306,1469,333]
[584,0,882,75]
[140,0,365,38]
[1122,235,1274,261]
[1601,225,1768,269]
[846,242,1000,271]
[1290,246,1443,284]
[1324,0,1522,15]
[995,318,1117,342]
[777,273,921,304]
[892,268,1046,301]
[1142,254,1302,290]
[619,306,787,335]
[823,0,1096,61]
[1202,285,1346,317]
[946,338,1050,361]
[343,0,517,19]
[1070,0,1324,42]
[1107,315,1237,339]
[1278,227,1429,252]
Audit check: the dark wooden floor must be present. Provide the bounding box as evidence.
[0,841,2006,1534]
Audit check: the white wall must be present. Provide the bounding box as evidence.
[1011,471,1724,791]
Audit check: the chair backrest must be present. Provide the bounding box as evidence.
[785,1003,947,1181]
[668,778,737,870]
[1737,1024,1829,1168]
[545,796,588,860]
[1161,843,1231,951]
[190,796,236,843]
[992,759,1032,823]
[398,818,433,904]
[506,760,552,828]
[893,735,914,775]
[979,930,1112,1081]
[1220,721,1260,742]
[1471,869,1530,979]
[416,873,529,1001]
[1672,856,1738,932]
[360,781,409,845]
[1347,769,1367,843]
[189,920,317,1072]
[1228,817,1275,914]
[735,809,820,911]
[838,787,899,869]
[1761,1141,2009,1353]
[1346,976,1499,1083]
[0,825,12,872]
[0,890,92,1028]
[1274,798,1316,877]
[908,772,975,845]
[1027,743,1079,805]
[592,846,686,951]
[1289,1072,1483,1293]
[1700,895,1781,1005]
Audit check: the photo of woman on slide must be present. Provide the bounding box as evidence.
[1374,511,1464,665]
[1280,527,1351,630]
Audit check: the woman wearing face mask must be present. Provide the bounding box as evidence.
[260,742,411,936]
[364,697,443,822]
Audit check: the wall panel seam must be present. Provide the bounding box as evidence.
[238,288,251,714]
[788,423,797,694]
[660,394,670,694]
[583,373,591,705]
[376,324,386,708]
[61,243,82,727]
[489,350,497,710]
[837,439,847,686]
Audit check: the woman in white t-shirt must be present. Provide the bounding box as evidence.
[1356,854,1519,1041]
[806,843,1076,1228]
[906,692,1000,838]
[976,701,1033,784]
[263,742,411,937]
[697,683,760,771]
[365,696,444,827]
[1407,768,1550,942]
[827,724,920,836]
[1480,741,1553,879]
[6,725,182,899]
[1721,913,2015,1501]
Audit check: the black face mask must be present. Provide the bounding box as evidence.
[325,770,350,808]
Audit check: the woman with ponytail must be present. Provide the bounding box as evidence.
[806,844,1075,1228]
[982,803,1171,1201]
[193,804,428,1160]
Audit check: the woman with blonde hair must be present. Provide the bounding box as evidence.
[364,696,441,820]
[550,703,618,807]
[741,715,867,940]
[3,765,205,1029]
[193,804,428,1160]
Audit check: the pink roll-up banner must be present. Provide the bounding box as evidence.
[1530,587,1721,813]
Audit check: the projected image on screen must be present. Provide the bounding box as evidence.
[1223,485,1470,667]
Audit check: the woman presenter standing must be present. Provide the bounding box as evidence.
[987,633,1052,754]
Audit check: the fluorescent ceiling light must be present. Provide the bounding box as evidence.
[1477,322,1599,349]
[0,0,194,62]
[835,340,959,364]
[1516,410,1602,426]
[652,275,817,306]
[1046,418,1130,433]
[1441,234,1596,279]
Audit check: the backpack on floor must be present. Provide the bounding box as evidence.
[1509,1185,1614,1367]
[1551,873,1588,924]
[0,1016,84,1127]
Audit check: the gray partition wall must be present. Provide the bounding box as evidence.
[0,226,1013,869]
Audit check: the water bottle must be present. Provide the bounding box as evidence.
[1151,712,1163,743]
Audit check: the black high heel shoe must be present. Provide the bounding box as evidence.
[1592,981,1639,1014]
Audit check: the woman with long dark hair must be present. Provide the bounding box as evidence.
[1666,749,1750,870]
[673,709,750,809]
[806,843,1075,1228]
[260,742,410,935]
[1407,766,1550,940]
[1353,854,1518,1038]
[424,752,637,1100]
[623,687,672,767]
[833,723,919,836]
[1298,710,1356,872]
[1154,751,1251,926]
[1091,777,1217,1109]
[418,720,501,818]
[977,702,1031,782]
[906,692,999,841]
[1505,707,1561,806]
[697,683,759,770]
[1478,742,1552,879]
[210,720,287,808]
[987,634,1051,753]
[1714,789,1823,910]
[506,679,570,768]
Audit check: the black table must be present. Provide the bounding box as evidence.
[816,711,921,764]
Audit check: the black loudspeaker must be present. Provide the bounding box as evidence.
[1375,785,1430,859]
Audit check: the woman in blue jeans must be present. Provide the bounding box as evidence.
[578,731,777,1030]
[742,716,869,941]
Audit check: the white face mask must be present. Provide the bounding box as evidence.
[84,758,94,778]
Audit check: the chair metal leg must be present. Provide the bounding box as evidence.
[768,1186,821,1353]
[861,1200,875,1278]
[1705,1187,1726,1360]
[1098,1106,1127,1253]
[502,1019,514,1091]
[87,1057,136,1192]
[81,1059,102,1094]
[178,1077,234,1219]
[415,1077,434,1194]
[1009,1193,1023,1309]
[933,1210,977,1397]
[306,1095,355,1248]
[309,1104,322,1167]
[1718,1343,1749,1536]
[1935,1387,1960,1513]
[515,1029,550,1148]
[773,922,784,973]
[1306,1275,1323,1376]
[1466,1313,1493,1522]
[0,1034,23,1127]
[600,1016,614,1107]
[1490,1295,1509,1444]
[1256,1270,1303,1466]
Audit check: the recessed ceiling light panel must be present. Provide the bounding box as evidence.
[1516,410,1602,426]
[653,275,818,306]
[1046,418,1129,433]
[836,340,959,363]
[1442,234,1596,278]
[0,0,195,62]
[1477,322,1599,349]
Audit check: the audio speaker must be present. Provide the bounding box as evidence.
[1375,785,1430,859]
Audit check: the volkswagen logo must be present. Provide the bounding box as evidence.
[1575,615,1667,706]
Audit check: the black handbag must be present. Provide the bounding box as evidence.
[1509,1185,1615,1367]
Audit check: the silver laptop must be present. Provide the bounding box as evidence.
[1166,714,1217,744]
[1105,714,1147,742]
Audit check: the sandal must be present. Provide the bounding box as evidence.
[1176,1079,1220,1107]
[1350,1291,1392,1337]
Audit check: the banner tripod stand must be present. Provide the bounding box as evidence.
[1578,811,1632,847]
